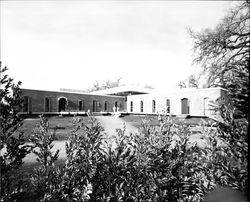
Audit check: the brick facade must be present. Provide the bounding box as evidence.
[21,89,125,114]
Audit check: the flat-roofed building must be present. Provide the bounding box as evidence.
[126,87,229,119]
[20,88,125,115]
[20,86,229,119]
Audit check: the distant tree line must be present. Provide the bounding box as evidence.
[87,78,122,92]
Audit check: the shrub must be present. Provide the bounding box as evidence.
[27,106,248,201]
[59,116,104,201]
[29,115,62,202]
[0,65,32,201]
[209,102,248,195]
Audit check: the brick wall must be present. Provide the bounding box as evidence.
[21,89,125,113]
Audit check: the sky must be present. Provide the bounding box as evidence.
[0,1,240,92]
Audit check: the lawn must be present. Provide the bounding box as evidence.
[14,114,218,185]
[15,114,216,142]
[15,116,91,141]
[120,114,215,128]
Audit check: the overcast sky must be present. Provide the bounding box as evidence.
[0,1,240,92]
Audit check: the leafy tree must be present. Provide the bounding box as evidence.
[0,62,32,200]
[188,1,249,119]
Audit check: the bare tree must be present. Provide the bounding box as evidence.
[188,1,249,118]
[177,74,199,89]
[87,77,122,92]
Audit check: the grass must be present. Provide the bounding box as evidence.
[20,158,66,173]
[15,116,91,141]
[14,114,215,170]
[120,114,215,128]
[15,114,215,141]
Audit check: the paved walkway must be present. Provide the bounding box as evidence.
[96,116,140,150]
[96,116,139,137]
[22,116,139,163]
[20,116,214,163]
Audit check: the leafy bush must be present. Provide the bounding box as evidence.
[29,115,62,202]
[90,116,218,202]
[59,116,104,201]
[18,106,249,201]
[209,102,248,195]
[0,65,32,201]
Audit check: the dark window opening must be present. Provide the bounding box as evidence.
[23,96,29,112]
[45,97,51,112]
[140,101,143,113]
[114,101,118,112]
[152,100,156,113]
[130,101,133,112]
[79,100,83,111]
[166,99,170,113]
[104,101,108,111]
[58,97,67,112]
[181,98,189,114]
[93,100,97,112]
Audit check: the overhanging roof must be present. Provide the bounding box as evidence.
[89,85,153,96]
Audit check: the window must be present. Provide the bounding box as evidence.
[130,101,133,112]
[166,99,170,113]
[23,96,29,112]
[181,98,189,114]
[45,97,51,112]
[79,100,83,111]
[140,101,143,112]
[152,100,156,113]
[114,101,118,112]
[93,100,97,112]
[104,101,108,111]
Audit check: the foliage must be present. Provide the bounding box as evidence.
[90,116,218,202]
[6,107,247,201]
[58,116,104,201]
[0,63,32,201]
[188,1,250,119]
[28,115,105,201]
[29,115,62,202]
[210,101,248,195]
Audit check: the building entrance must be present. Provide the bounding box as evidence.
[181,98,189,114]
[58,97,67,112]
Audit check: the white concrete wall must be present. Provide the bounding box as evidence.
[127,87,227,117]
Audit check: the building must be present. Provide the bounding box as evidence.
[20,88,126,115]
[20,86,228,119]
[126,87,228,118]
